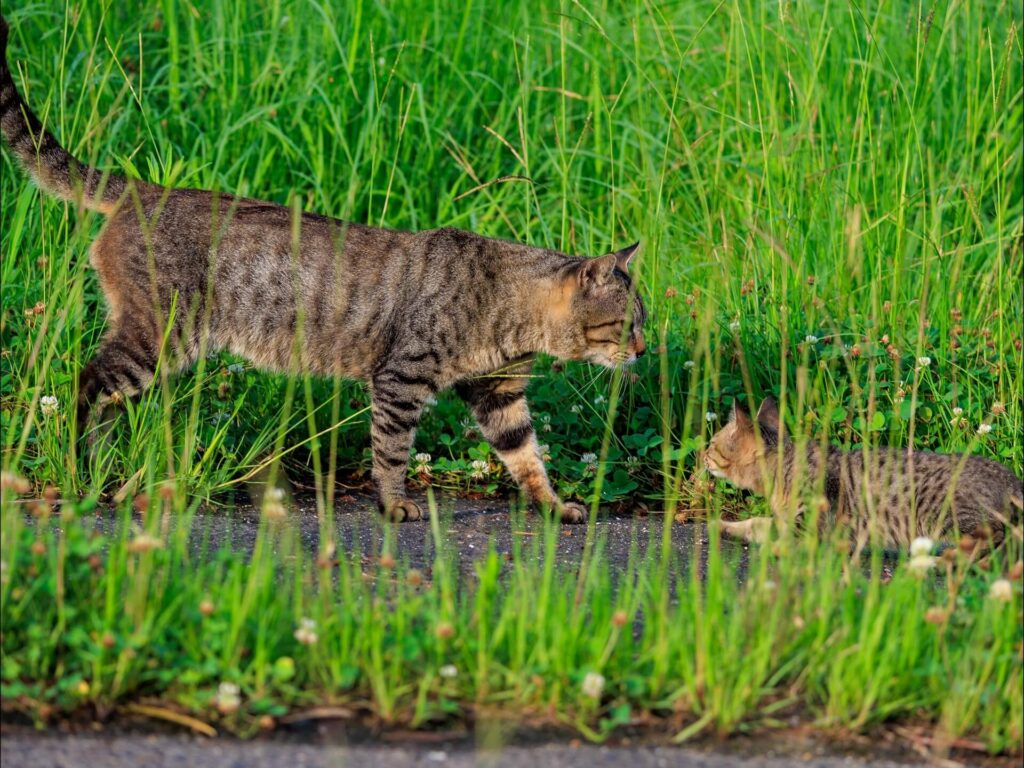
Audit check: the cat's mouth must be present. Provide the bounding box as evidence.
[587,350,637,368]
[703,450,728,478]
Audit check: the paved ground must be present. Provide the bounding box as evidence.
[91,492,748,580]
[0,728,940,768]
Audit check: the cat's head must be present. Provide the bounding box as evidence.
[703,397,784,493]
[552,243,647,367]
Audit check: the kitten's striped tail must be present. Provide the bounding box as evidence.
[1,15,125,214]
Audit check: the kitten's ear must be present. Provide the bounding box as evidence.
[756,397,782,434]
[730,400,753,429]
[613,241,640,273]
[579,253,618,287]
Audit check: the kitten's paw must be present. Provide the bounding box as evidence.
[719,517,771,544]
[381,498,426,522]
[558,501,587,524]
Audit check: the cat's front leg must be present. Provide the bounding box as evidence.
[719,517,772,544]
[369,369,435,522]
[456,375,584,523]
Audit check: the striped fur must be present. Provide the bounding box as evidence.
[705,398,1024,549]
[1,16,648,522]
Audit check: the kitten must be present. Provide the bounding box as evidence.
[704,398,1023,549]
[0,17,648,523]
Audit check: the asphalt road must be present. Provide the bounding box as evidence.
[90,492,745,580]
[0,728,940,768]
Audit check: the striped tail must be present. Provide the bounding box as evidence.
[1,15,125,213]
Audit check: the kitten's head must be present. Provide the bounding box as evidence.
[703,398,783,493]
[552,243,647,367]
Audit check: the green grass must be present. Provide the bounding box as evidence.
[1,0,1022,756]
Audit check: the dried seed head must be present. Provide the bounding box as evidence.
[958,536,978,554]
[29,501,52,519]
[31,540,46,556]
[1010,561,1024,581]
[379,553,396,570]
[158,481,176,501]
[612,610,629,628]
[199,599,215,617]
[924,607,948,625]
[406,569,424,588]
[0,471,31,495]
[101,632,116,649]
[435,621,455,640]
[42,485,60,503]
[132,494,150,513]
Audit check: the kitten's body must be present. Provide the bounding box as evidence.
[0,17,647,521]
[705,399,1023,549]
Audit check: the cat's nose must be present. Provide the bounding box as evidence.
[634,333,646,357]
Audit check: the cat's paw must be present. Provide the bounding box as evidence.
[381,498,426,522]
[719,517,771,544]
[558,501,587,524]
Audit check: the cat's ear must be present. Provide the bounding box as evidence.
[579,253,618,287]
[756,397,782,434]
[730,399,753,430]
[613,241,640,273]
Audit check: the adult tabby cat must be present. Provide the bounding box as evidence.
[0,16,647,522]
[704,398,1023,549]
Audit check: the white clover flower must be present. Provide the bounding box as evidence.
[540,413,552,432]
[705,411,717,423]
[228,363,245,374]
[804,334,819,344]
[683,360,696,370]
[216,682,241,714]
[729,320,741,333]
[907,554,936,578]
[126,533,163,554]
[976,423,992,435]
[538,444,552,462]
[570,404,582,414]
[414,453,431,465]
[625,455,641,472]
[39,395,59,417]
[910,537,934,558]
[470,459,489,479]
[952,407,964,417]
[262,488,286,521]
[294,617,318,645]
[581,452,598,471]
[916,356,931,367]
[989,579,1013,603]
[439,664,458,679]
[593,394,607,406]
[423,396,438,408]
[581,671,605,700]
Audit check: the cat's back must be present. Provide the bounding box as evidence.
[842,444,1022,512]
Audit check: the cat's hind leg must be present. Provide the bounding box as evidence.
[77,324,160,445]
[369,367,436,522]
